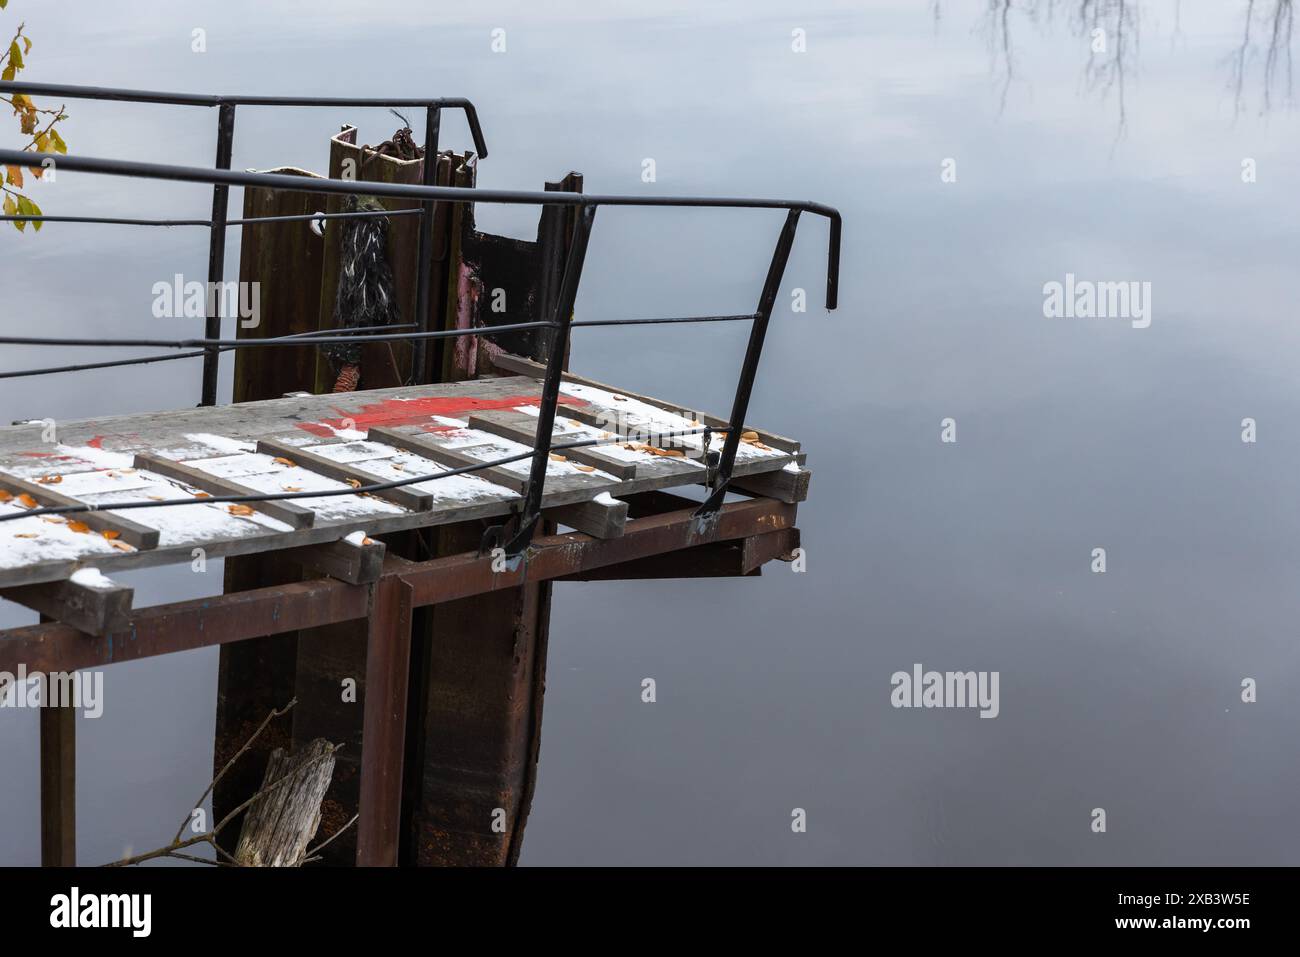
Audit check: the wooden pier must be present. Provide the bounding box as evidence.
[0,79,838,868]
[0,364,809,865]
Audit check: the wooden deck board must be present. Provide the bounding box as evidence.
[0,374,807,588]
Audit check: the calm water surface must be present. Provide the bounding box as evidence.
[2,0,1298,865]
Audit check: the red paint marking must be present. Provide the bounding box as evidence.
[86,435,106,449]
[294,393,586,437]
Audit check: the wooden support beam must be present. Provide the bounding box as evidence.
[255,439,432,512]
[365,426,528,493]
[547,494,628,539]
[727,466,811,504]
[356,576,414,867]
[489,351,801,453]
[134,452,316,529]
[466,412,637,479]
[0,472,159,550]
[5,572,134,636]
[282,534,387,585]
[39,616,76,867]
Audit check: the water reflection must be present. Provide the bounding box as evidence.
[938,1,1294,130]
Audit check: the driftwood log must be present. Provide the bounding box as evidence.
[234,738,337,867]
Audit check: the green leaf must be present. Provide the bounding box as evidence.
[8,41,22,72]
[0,64,14,83]
[2,194,15,218]
[17,195,40,232]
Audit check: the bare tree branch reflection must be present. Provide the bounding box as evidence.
[1227,1,1293,117]
[939,1,1294,130]
[1076,0,1139,137]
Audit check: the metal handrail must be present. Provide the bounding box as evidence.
[0,84,841,554]
[1,81,489,392]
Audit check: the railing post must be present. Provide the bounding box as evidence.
[503,204,597,557]
[410,104,443,386]
[696,208,802,517]
[200,101,236,407]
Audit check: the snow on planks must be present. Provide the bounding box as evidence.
[0,373,806,588]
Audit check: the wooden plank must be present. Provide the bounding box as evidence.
[728,465,812,504]
[134,452,316,529]
[466,411,638,479]
[365,426,528,493]
[0,472,160,550]
[282,534,386,585]
[0,376,801,588]
[4,572,134,636]
[255,439,431,512]
[548,494,628,539]
[490,351,801,453]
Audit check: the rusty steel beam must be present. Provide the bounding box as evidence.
[356,576,414,866]
[0,497,796,674]
[557,527,800,581]
[39,643,76,868]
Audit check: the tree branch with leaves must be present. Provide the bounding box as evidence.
[1,1,68,232]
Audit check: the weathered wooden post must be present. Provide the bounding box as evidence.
[213,122,583,865]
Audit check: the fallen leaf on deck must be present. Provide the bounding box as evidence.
[67,521,91,534]
[574,464,595,472]
[37,474,62,484]
[227,504,256,516]
[273,457,297,467]
[109,540,135,552]
[14,533,38,539]
[101,530,121,540]
[17,493,39,508]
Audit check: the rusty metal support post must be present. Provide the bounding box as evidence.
[697,208,801,516]
[410,105,442,386]
[200,102,236,406]
[39,671,76,866]
[356,575,414,866]
[504,204,596,556]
